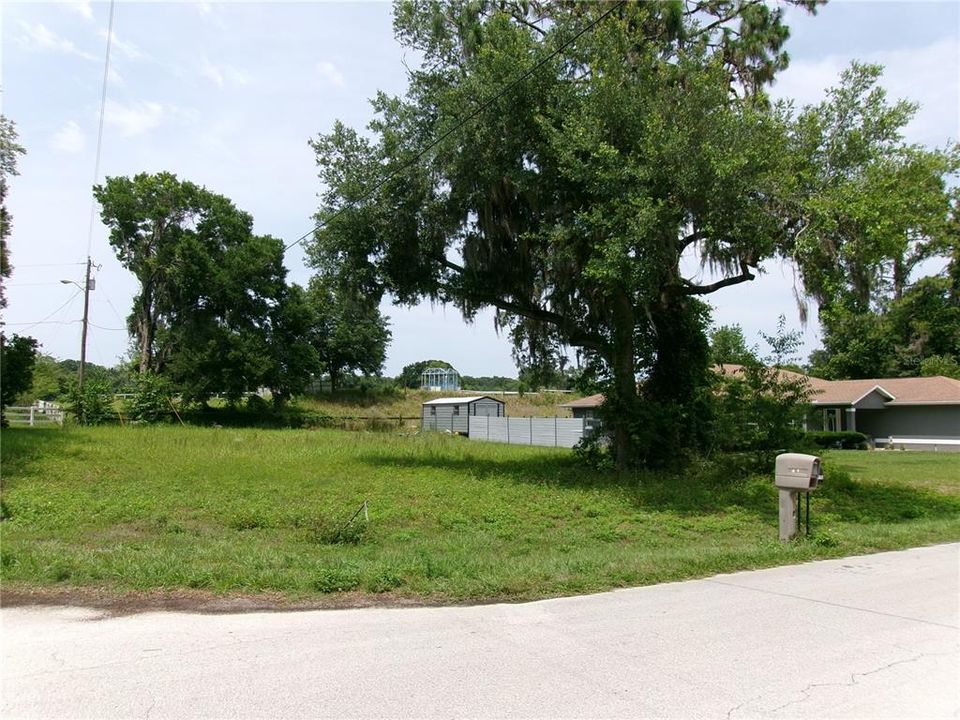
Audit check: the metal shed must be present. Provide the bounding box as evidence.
[421,396,505,434]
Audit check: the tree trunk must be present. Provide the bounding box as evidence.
[137,285,155,374]
[893,255,906,302]
[608,292,638,471]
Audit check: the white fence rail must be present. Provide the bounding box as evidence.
[468,416,593,448]
[4,405,65,427]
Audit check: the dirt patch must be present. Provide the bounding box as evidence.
[0,585,511,617]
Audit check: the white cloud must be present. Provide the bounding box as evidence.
[103,100,165,137]
[51,121,86,154]
[17,21,97,61]
[102,100,198,137]
[64,1,93,21]
[99,29,145,61]
[772,37,959,147]
[317,61,345,88]
[200,57,249,88]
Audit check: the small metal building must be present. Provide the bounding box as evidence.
[421,367,461,392]
[421,396,505,434]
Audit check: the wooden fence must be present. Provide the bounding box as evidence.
[4,406,65,427]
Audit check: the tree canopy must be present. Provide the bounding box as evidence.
[309,0,821,467]
[95,172,313,404]
[0,113,25,312]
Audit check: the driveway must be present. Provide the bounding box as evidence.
[3,543,957,719]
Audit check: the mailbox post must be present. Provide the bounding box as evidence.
[774,453,823,541]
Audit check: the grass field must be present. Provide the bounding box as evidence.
[296,388,573,419]
[1,425,958,606]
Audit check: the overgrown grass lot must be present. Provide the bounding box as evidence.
[2,426,958,606]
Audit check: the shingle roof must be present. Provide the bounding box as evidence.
[809,376,960,405]
[718,364,960,405]
[558,393,605,409]
[566,366,960,409]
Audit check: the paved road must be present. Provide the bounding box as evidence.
[3,544,958,719]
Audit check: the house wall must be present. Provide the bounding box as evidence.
[853,391,889,410]
[855,406,960,441]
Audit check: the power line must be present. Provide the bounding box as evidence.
[284,1,626,253]
[13,262,87,268]
[87,0,116,259]
[4,289,82,333]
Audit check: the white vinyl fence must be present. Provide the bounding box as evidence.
[4,405,65,427]
[468,416,595,448]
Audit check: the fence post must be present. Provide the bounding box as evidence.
[555,416,558,447]
[530,416,533,445]
[507,417,510,444]
[29,406,35,427]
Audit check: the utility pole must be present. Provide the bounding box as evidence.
[79,256,92,392]
[62,259,94,392]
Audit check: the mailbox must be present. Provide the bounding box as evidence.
[774,453,822,541]
[775,453,823,491]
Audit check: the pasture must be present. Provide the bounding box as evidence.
[1,425,958,607]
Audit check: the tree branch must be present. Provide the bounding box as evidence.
[678,265,756,295]
[435,257,606,352]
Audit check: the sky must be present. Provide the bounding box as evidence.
[1,0,958,377]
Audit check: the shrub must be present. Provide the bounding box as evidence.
[305,514,367,545]
[804,431,869,450]
[312,564,362,593]
[65,377,114,425]
[127,372,174,423]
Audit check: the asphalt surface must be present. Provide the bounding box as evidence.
[3,543,958,719]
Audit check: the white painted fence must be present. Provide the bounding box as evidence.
[468,416,592,448]
[4,405,65,427]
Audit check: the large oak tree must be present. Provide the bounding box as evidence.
[310,1,819,467]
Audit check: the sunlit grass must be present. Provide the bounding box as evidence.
[1,427,957,602]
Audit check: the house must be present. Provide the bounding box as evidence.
[559,369,960,451]
[421,396,505,434]
[805,375,960,450]
[558,393,605,419]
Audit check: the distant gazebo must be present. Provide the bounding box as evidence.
[421,367,461,392]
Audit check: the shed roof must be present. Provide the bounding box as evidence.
[559,393,606,409]
[422,395,505,406]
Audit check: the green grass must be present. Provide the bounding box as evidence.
[1,427,958,603]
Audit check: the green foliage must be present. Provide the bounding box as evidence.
[309,1,818,469]
[789,62,958,317]
[94,172,299,404]
[712,318,812,467]
[811,273,960,379]
[0,334,38,412]
[1,427,957,601]
[920,354,960,380]
[305,277,390,392]
[792,63,959,379]
[305,514,368,546]
[65,377,114,426]
[396,360,455,389]
[126,372,173,423]
[460,374,519,392]
[0,114,26,312]
[804,431,869,450]
[709,325,758,366]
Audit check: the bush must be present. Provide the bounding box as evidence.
[127,372,174,423]
[804,431,870,450]
[312,564,362,593]
[66,377,114,425]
